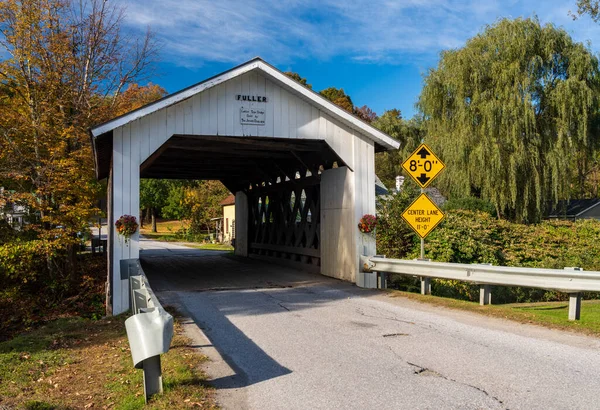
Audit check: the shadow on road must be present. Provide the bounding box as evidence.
[141,247,368,389]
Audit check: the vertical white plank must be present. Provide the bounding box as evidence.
[112,127,124,314]
[120,123,132,311]
[130,120,141,168]
[192,93,202,135]
[139,116,150,162]
[129,121,141,263]
[166,106,176,143]
[200,90,210,135]
[240,72,250,136]
[175,102,185,135]
[280,89,289,138]
[184,98,193,134]
[248,71,258,137]
[217,81,227,135]
[209,87,218,135]
[233,76,243,136]
[156,110,171,149]
[296,100,307,138]
[288,92,297,139]
[367,140,375,214]
[273,82,281,136]
[319,112,327,141]
[265,79,274,137]
[310,106,319,140]
[342,124,355,169]
[256,73,266,137]
[226,79,235,136]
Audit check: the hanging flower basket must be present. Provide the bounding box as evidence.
[115,214,139,243]
[358,214,377,234]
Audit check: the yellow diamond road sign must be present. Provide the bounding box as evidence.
[402,143,445,188]
[402,193,445,239]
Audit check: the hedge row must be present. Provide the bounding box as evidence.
[377,194,600,303]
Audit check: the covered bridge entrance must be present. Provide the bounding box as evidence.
[91,58,399,315]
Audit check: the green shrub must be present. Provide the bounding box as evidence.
[443,196,497,216]
[0,239,74,299]
[378,207,600,303]
[376,184,420,259]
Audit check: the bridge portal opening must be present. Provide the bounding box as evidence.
[90,57,399,315]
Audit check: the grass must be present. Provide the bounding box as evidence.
[184,243,234,252]
[387,290,600,336]
[140,219,188,237]
[0,311,217,410]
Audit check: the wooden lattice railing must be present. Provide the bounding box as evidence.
[247,175,320,272]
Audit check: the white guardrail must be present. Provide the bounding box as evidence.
[360,256,600,321]
[121,259,174,403]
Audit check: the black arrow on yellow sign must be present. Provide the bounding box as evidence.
[416,173,430,185]
[416,147,430,159]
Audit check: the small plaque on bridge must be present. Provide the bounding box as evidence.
[402,143,445,188]
[240,107,266,125]
[401,193,445,239]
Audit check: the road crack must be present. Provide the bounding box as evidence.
[406,362,506,409]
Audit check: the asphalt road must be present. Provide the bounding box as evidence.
[140,238,600,410]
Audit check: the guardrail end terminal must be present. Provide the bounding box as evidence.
[360,255,376,272]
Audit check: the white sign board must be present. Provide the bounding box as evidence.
[240,107,266,125]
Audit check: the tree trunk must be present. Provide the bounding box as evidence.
[140,209,144,228]
[151,208,157,233]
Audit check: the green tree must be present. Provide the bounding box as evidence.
[284,71,312,89]
[372,109,424,189]
[319,87,353,112]
[572,0,600,21]
[418,18,600,222]
[0,0,156,236]
[139,179,170,232]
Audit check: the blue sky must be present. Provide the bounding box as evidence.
[122,0,600,119]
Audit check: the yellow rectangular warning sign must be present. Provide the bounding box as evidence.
[401,193,445,239]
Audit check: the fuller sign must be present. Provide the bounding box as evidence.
[402,143,445,188]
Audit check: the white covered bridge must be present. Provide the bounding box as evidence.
[90,57,399,315]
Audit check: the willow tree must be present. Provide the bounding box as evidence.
[419,18,600,222]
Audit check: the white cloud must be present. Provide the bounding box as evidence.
[121,0,600,67]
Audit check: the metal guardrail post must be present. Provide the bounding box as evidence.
[142,356,163,398]
[363,257,600,322]
[420,277,431,295]
[479,285,492,305]
[417,258,431,295]
[565,267,583,321]
[124,260,174,403]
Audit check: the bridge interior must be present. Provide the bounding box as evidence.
[138,135,347,273]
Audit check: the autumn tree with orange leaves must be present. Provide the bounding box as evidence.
[0,0,158,302]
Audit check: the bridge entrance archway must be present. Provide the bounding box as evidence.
[91,57,399,315]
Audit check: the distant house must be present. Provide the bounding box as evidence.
[220,194,236,243]
[0,187,28,228]
[548,199,600,221]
